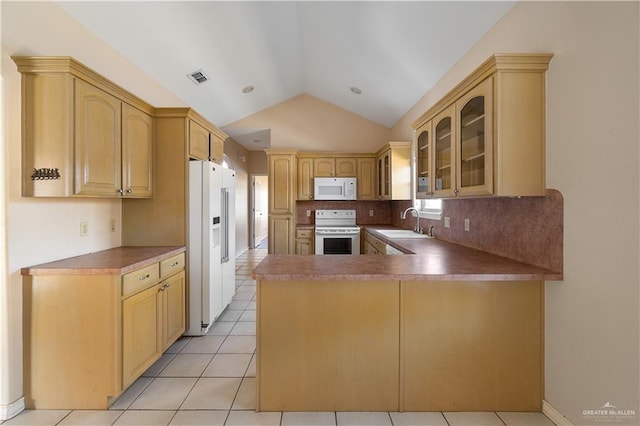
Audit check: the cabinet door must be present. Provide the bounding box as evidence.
[335,158,357,177]
[295,238,313,255]
[162,271,186,351]
[297,157,314,200]
[122,104,153,198]
[456,77,493,197]
[189,120,210,160]
[269,215,294,254]
[415,122,432,198]
[432,105,456,198]
[377,151,390,200]
[122,284,162,388]
[313,158,335,177]
[357,158,376,200]
[74,79,122,196]
[210,137,224,164]
[269,154,295,215]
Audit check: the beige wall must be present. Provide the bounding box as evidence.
[223,138,250,256]
[391,2,639,424]
[248,151,268,175]
[226,94,390,153]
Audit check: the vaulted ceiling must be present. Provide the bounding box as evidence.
[54,1,514,139]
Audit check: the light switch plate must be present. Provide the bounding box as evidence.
[444,217,450,228]
[80,222,89,237]
[464,218,470,232]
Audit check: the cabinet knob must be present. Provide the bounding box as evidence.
[117,189,124,195]
[139,274,150,281]
[125,188,132,194]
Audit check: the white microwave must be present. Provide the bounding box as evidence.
[314,177,357,200]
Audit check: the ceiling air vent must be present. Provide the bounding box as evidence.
[187,69,209,85]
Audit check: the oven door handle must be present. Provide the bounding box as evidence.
[315,230,361,236]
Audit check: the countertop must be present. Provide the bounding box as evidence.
[253,226,561,281]
[21,246,186,276]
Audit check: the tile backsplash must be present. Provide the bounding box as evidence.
[296,190,563,274]
[391,189,563,274]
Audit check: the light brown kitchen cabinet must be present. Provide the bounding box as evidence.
[376,142,411,200]
[313,157,335,177]
[415,121,432,198]
[189,120,210,161]
[412,53,552,198]
[266,150,296,254]
[21,248,185,409]
[295,229,314,255]
[297,157,314,200]
[123,108,228,246]
[13,56,154,198]
[210,135,225,164]
[313,157,357,177]
[335,158,357,176]
[357,158,376,200]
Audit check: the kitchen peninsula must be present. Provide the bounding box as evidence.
[253,231,560,413]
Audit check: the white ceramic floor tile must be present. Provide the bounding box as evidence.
[165,337,191,354]
[180,336,225,354]
[57,410,123,425]
[129,377,197,410]
[218,336,256,354]
[3,410,71,425]
[232,291,255,301]
[231,378,256,410]
[206,321,234,336]
[109,377,153,410]
[113,410,175,426]
[389,412,448,426]
[337,412,392,426]
[202,354,252,377]
[245,355,256,377]
[229,321,256,336]
[225,411,282,426]
[238,310,256,321]
[143,353,177,377]
[227,300,250,310]
[216,310,243,322]
[237,284,256,292]
[168,410,228,426]
[443,412,504,426]
[246,301,256,310]
[497,412,555,426]
[281,411,337,426]
[180,378,242,410]
[159,354,213,377]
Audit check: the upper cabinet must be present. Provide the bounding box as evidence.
[296,154,373,200]
[313,157,357,177]
[376,142,412,200]
[188,118,226,163]
[13,56,154,198]
[412,53,553,198]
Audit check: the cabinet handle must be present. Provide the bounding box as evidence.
[170,262,179,267]
[117,189,124,195]
[454,189,459,195]
[139,274,150,281]
[125,188,132,194]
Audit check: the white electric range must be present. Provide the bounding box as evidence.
[314,209,361,255]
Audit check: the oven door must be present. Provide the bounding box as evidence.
[315,230,361,255]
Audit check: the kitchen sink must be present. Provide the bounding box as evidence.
[376,229,433,239]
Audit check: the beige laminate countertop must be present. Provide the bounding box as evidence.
[21,246,186,276]
[253,226,561,281]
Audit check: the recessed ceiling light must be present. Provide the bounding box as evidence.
[242,85,255,94]
[350,86,362,95]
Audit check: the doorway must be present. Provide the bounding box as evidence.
[251,175,268,249]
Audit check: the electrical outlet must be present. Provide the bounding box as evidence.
[306,210,311,217]
[369,210,374,217]
[110,219,116,233]
[80,222,89,237]
[444,217,451,228]
[464,218,470,232]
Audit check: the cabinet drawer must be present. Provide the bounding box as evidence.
[122,263,160,298]
[296,229,313,239]
[366,232,387,253]
[160,253,185,279]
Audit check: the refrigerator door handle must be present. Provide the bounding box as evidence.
[221,188,230,263]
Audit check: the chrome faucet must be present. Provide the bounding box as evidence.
[401,207,422,234]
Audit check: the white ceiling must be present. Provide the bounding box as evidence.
[54,1,514,147]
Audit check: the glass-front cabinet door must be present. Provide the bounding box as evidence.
[456,77,493,196]
[415,121,432,198]
[432,105,456,198]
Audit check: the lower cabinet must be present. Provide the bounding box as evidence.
[22,251,186,409]
[295,229,314,255]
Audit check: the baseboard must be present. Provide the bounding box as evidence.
[544,399,574,426]
[0,396,25,421]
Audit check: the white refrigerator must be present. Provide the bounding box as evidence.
[187,160,236,335]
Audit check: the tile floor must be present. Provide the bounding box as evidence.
[3,248,556,426]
